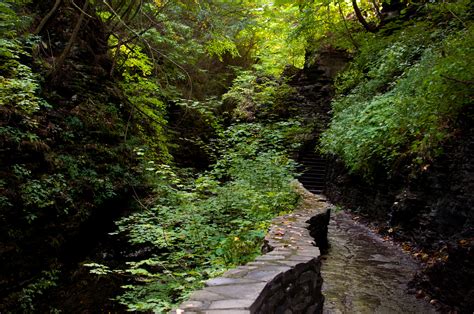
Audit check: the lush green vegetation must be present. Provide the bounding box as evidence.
[88,121,302,311]
[321,13,473,177]
[1,0,472,311]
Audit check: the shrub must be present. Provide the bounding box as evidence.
[321,24,473,177]
[86,121,301,311]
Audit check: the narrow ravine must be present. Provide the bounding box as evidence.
[321,210,436,314]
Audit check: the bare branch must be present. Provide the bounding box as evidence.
[442,0,468,28]
[371,0,382,20]
[71,0,94,19]
[49,0,89,75]
[34,0,62,34]
[441,75,474,85]
[338,0,359,50]
[102,0,194,97]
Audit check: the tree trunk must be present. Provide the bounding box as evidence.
[352,0,377,32]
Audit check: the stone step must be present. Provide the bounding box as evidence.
[300,176,325,185]
[301,165,325,169]
[299,180,325,185]
[306,189,324,193]
[297,152,327,193]
[300,176,326,181]
[301,182,325,188]
[301,173,326,177]
[302,164,326,168]
[301,163,326,167]
[300,171,326,176]
[300,158,326,163]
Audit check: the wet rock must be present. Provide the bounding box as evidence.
[321,211,436,313]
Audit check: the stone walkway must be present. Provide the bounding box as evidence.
[172,183,438,313]
[173,184,331,313]
[321,211,436,314]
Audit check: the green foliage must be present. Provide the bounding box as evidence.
[288,0,367,55]
[175,97,222,132]
[20,174,70,222]
[118,57,170,161]
[101,1,245,98]
[86,121,301,312]
[321,20,473,176]
[0,4,161,311]
[0,35,44,116]
[0,0,32,37]
[213,121,305,166]
[17,269,59,311]
[100,0,308,100]
[241,2,306,74]
[170,97,223,160]
[222,70,296,121]
[0,0,36,107]
[206,35,240,62]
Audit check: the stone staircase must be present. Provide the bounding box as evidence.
[298,152,327,194]
[283,51,344,197]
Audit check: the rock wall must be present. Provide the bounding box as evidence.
[173,187,331,313]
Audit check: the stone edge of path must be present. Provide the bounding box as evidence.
[172,182,332,314]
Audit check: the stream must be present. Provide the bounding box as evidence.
[321,210,436,314]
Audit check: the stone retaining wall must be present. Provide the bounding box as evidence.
[173,187,331,314]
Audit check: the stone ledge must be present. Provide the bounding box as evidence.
[173,184,331,314]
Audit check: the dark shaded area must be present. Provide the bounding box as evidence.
[307,208,331,252]
[0,3,149,311]
[167,101,218,170]
[285,48,350,198]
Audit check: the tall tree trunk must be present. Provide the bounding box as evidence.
[352,0,377,32]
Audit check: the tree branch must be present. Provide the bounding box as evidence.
[352,0,377,32]
[338,0,359,50]
[50,0,89,75]
[441,75,474,85]
[34,0,62,34]
[103,0,193,97]
[371,0,382,20]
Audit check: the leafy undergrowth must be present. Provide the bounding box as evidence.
[321,10,473,178]
[222,70,297,121]
[0,4,147,311]
[86,121,303,312]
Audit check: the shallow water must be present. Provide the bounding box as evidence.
[321,211,435,314]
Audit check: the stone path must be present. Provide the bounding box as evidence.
[321,211,436,314]
[173,186,435,313]
[173,184,330,313]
